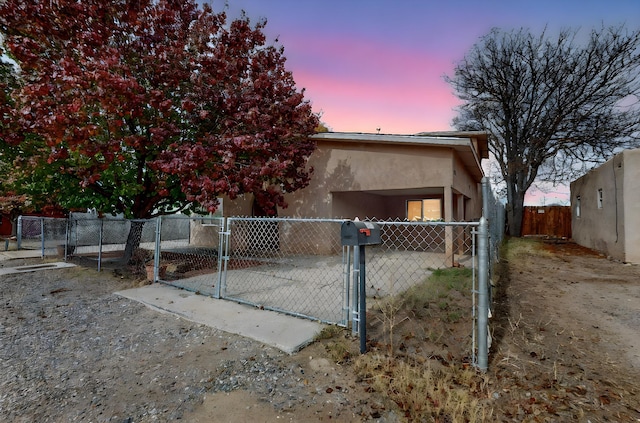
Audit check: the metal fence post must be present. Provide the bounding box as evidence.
[471,226,477,368]
[40,217,45,258]
[482,177,490,219]
[153,217,162,282]
[17,216,22,250]
[358,245,367,354]
[64,218,70,261]
[477,216,489,371]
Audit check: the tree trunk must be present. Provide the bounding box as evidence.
[123,220,146,264]
[506,192,525,237]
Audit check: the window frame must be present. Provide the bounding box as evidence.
[406,198,443,222]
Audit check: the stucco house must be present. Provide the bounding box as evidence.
[570,148,640,264]
[224,131,489,222]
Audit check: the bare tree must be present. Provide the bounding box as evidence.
[447,26,640,236]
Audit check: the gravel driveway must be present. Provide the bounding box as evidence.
[0,259,389,422]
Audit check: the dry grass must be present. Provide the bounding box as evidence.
[500,237,552,262]
[354,354,492,422]
[322,267,493,421]
[316,325,359,364]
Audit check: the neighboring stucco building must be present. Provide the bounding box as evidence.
[224,131,489,222]
[570,148,640,263]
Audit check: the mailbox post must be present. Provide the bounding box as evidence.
[340,220,381,353]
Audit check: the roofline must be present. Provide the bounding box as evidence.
[312,131,489,159]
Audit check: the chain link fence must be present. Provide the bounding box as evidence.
[367,220,477,295]
[482,178,506,276]
[346,220,480,359]
[66,215,159,272]
[17,208,503,369]
[477,177,506,369]
[16,216,68,257]
[217,218,480,327]
[15,215,484,327]
[16,214,160,272]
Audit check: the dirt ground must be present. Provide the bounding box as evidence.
[485,240,640,421]
[1,239,639,422]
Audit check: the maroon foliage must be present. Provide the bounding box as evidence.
[0,0,318,218]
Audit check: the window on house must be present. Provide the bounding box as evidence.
[597,189,603,209]
[407,199,442,221]
[575,196,581,218]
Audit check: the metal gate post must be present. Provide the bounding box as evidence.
[214,218,227,299]
[153,217,162,282]
[219,218,232,299]
[342,245,352,327]
[64,218,70,262]
[482,177,490,219]
[358,245,367,354]
[477,217,489,371]
[351,246,360,337]
[471,226,477,367]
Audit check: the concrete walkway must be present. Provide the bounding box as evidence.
[116,283,325,354]
[0,249,44,261]
[0,261,76,276]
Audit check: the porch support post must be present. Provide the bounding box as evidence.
[444,186,454,267]
[456,194,465,254]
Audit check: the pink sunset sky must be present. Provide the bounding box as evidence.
[211,0,640,204]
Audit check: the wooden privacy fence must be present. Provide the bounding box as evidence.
[521,206,572,239]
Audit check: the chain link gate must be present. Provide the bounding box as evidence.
[155,215,225,297]
[222,217,349,324]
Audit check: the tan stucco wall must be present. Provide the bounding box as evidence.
[330,191,389,219]
[452,153,477,200]
[623,149,640,263]
[452,153,483,220]
[220,194,253,217]
[283,141,443,218]
[189,219,222,248]
[221,138,484,221]
[282,141,482,220]
[571,153,625,261]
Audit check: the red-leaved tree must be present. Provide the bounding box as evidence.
[0,0,318,257]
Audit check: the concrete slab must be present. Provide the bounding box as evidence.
[115,283,325,354]
[0,261,76,275]
[0,250,44,261]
